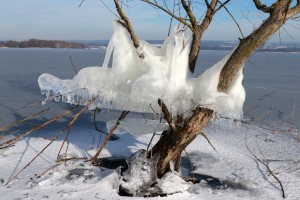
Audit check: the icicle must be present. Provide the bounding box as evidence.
[102,35,115,68]
[37,21,245,119]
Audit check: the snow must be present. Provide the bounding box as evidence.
[156,172,192,194]
[120,149,159,196]
[0,116,299,199]
[1,22,299,200]
[38,21,245,119]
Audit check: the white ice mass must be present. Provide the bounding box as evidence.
[38,21,245,118]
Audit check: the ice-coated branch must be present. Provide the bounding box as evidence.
[114,0,139,48]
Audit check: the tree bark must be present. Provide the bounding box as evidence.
[187,0,218,73]
[149,107,213,178]
[152,0,300,179]
[218,0,293,92]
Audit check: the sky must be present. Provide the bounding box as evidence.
[0,0,299,42]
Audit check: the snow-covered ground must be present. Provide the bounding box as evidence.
[0,40,300,199]
[0,115,299,199]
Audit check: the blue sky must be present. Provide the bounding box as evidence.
[0,0,299,42]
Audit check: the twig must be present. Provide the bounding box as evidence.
[93,108,118,142]
[90,111,130,164]
[147,132,156,152]
[252,101,281,121]
[158,99,175,131]
[114,0,140,48]
[246,144,286,198]
[184,149,194,178]
[0,108,49,132]
[69,56,78,75]
[221,4,245,39]
[0,105,79,149]
[5,99,95,185]
[252,0,272,13]
[79,0,85,8]
[57,126,72,161]
[93,108,105,134]
[200,132,217,152]
[167,0,175,36]
[56,157,87,162]
[99,0,119,18]
[142,0,192,30]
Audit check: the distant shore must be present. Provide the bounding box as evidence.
[1,39,300,52]
[0,39,85,49]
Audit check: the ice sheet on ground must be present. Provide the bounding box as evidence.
[38,20,245,119]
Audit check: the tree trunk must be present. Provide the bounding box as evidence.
[149,107,213,178]
[218,1,291,92]
[151,0,298,178]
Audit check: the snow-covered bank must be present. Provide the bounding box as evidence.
[0,117,299,199]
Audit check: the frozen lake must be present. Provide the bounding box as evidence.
[0,48,299,128]
[0,48,299,200]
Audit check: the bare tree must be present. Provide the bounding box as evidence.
[109,0,300,181]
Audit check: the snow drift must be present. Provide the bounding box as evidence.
[38,21,245,118]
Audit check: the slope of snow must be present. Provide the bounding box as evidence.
[0,116,299,199]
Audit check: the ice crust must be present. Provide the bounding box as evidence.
[120,149,159,195]
[38,21,245,118]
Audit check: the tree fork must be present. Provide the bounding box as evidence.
[111,0,300,180]
[151,0,300,179]
[218,0,297,92]
[149,107,213,178]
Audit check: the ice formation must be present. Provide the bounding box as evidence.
[120,149,159,195]
[38,20,245,118]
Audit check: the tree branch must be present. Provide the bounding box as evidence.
[114,0,139,48]
[214,0,231,14]
[252,0,272,13]
[204,0,210,9]
[90,110,130,165]
[181,0,198,28]
[158,99,175,131]
[218,0,300,92]
[287,3,300,19]
[222,3,245,39]
[247,145,286,198]
[142,0,192,30]
[188,0,218,73]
